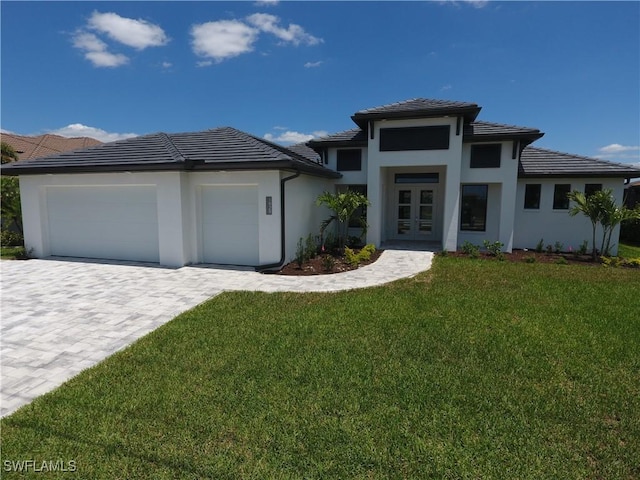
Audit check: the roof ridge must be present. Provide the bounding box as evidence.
[313,127,363,141]
[160,133,186,162]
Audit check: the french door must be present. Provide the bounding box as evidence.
[394,186,437,240]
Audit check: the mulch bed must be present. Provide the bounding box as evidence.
[277,248,383,276]
[447,249,606,266]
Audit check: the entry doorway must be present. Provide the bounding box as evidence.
[393,186,438,241]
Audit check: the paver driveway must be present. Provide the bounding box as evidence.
[1,248,433,417]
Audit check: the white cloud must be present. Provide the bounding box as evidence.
[161,61,172,68]
[304,61,323,68]
[191,20,258,63]
[599,144,640,154]
[441,0,489,8]
[88,11,169,50]
[247,13,322,46]
[440,84,452,91]
[264,130,328,145]
[72,31,129,67]
[254,0,279,6]
[47,124,138,143]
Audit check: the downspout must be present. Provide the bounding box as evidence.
[256,170,301,272]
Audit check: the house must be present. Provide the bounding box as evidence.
[1,133,101,160]
[2,98,639,267]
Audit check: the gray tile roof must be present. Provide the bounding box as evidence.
[1,127,340,178]
[519,147,640,178]
[287,143,322,163]
[307,128,367,148]
[464,121,543,142]
[351,98,481,126]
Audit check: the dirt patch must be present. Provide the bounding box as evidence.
[277,248,383,276]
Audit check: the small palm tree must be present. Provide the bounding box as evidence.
[316,190,370,251]
[568,190,601,260]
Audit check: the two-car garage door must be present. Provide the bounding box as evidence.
[45,184,260,265]
[46,186,160,263]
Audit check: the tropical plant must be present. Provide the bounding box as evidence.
[1,141,18,164]
[568,189,640,258]
[316,190,370,251]
[567,190,602,260]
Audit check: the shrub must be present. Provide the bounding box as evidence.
[601,256,622,268]
[295,234,318,267]
[625,258,640,268]
[555,257,569,265]
[577,240,589,256]
[0,229,23,247]
[461,241,479,258]
[524,256,536,264]
[344,244,376,267]
[554,241,564,254]
[321,254,335,272]
[482,240,503,256]
[535,238,544,253]
[620,218,640,244]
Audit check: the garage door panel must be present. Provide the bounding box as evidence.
[46,186,159,263]
[201,185,259,265]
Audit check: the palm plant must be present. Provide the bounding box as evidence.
[568,190,602,260]
[316,190,370,252]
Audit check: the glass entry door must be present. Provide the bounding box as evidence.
[394,187,436,240]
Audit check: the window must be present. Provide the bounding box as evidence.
[380,126,450,151]
[460,185,488,232]
[524,184,541,209]
[346,185,367,228]
[470,144,502,168]
[394,173,439,184]
[553,184,571,210]
[336,149,362,171]
[585,183,602,197]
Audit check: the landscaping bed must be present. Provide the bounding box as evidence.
[277,245,383,275]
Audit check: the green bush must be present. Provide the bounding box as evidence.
[620,218,640,244]
[535,238,544,253]
[0,229,23,247]
[344,244,376,267]
[461,241,479,258]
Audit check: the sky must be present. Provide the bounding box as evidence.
[1,1,639,167]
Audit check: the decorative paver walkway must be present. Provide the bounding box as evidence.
[0,247,434,418]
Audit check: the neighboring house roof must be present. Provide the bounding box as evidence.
[1,133,101,160]
[351,98,481,127]
[519,147,640,178]
[1,127,341,178]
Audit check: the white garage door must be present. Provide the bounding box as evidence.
[46,186,159,262]
[201,185,259,265]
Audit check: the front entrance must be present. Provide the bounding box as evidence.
[393,186,437,240]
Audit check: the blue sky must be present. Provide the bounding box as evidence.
[1,1,639,166]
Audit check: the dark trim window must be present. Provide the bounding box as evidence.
[336,149,362,171]
[394,173,439,184]
[380,126,450,151]
[524,184,541,209]
[346,185,367,228]
[553,184,571,210]
[585,183,602,197]
[460,185,488,232]
[470,144,502,168]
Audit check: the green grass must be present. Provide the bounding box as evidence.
[618,242,640,259]
[2,258,639,479]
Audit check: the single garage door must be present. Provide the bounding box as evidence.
[46,186,159,262]
[201,185,259,265]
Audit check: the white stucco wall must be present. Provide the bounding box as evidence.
[284,173,334,264]
[19,170,289,267]
[365,117,463,250]
[514,178,626,255]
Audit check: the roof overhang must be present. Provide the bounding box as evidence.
[351,105,481,129]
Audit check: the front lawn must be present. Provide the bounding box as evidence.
[2,258,639,478]
[618,241,640,259]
